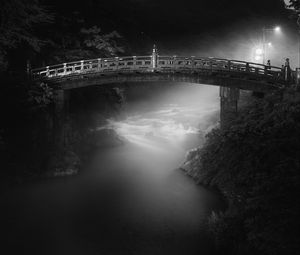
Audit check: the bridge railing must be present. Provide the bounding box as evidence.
[31,55,285,82]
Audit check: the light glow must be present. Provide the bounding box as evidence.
[255,48,263,55]
[255,55,261,61]
[274,26,281,32]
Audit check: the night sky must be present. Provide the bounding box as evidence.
[46,0,298,65]
[49,0,288,34]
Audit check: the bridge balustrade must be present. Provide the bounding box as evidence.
[31,55,286,84]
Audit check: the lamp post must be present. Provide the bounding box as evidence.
[262,26,281,65]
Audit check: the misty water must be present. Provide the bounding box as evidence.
[2,84,226,255]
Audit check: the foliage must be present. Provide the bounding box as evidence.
[47,14,127,64]
[0,0,53,70]
[283,0,300,26]
[0,1,128,185]
[285,0,300,11]
[81,26,124,55]
[192,92,300,255]
[27,82,53,110]
[0,0,126,69]
[0,78,55,184]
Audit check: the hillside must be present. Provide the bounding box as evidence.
[181,90,300,255]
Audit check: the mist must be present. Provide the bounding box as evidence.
[159,17,299,68]
[76,83,223,254]
[105,83,220,155]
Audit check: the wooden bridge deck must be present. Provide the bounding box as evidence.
[31,55,288,91]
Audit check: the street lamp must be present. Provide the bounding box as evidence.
[274,26,281,32]
[262,26,281,64]
[254,48,263,62]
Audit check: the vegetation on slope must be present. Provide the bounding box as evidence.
[182,90,300,255]
[0,0,128,186]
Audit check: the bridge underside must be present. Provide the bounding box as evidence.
[36,51,286,153]
[49,71,278,151]
[46,71,282,93]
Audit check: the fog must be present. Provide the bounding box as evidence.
[90,83,221,198]
[108,83,220,153]
[159,18,299,68]
[77,83,224,253]
[2,83,226,255]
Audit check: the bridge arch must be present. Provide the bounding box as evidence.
[32,54,286,92]
[31,48,290,147]
[42,71,282,93]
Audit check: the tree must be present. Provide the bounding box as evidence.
[283,0,300,26]
[285,0,300,11]
[192,92,300,255]
[0,0,53,71]
[81,26,124,56]
[47,22,126,64]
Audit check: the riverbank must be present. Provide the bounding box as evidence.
[181,89,300,255]
[0,82,127,188]
[1,119,225,255]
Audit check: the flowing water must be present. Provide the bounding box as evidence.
[1,84,226,255]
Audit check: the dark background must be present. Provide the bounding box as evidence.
[45,0,296,55]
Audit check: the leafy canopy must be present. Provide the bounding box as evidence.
[0,0,53,70]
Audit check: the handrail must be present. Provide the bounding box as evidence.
[31,55,287,84]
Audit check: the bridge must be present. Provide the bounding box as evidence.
[31,46,293,147]
[32,46,288,92]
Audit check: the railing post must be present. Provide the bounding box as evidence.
[264,65,268,75]
[63,63,67,74]
[228,60,231,71]
[284,58,291,86]
[152,44,158,70]
[191,56,195,71]
[209,60,213,73]
[133,56,136,69]
[114,57,118,71]
[173,55,177,69]
[246,63,250,72]
[97,58,101,70]
[285,66,291,85]
[46,66,50,77]
[80,60,84,71]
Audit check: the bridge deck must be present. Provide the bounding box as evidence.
[31,55,287,90]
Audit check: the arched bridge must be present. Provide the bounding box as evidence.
[34,47,295,147]
[32,47,289,93]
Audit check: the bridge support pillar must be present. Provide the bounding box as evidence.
[296,68,300,90]
[53,89,69,151]
[220,87,240,128]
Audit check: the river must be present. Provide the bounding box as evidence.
[1,84,225,255]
